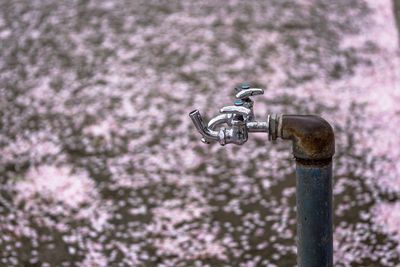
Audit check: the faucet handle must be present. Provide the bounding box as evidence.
[235,88,264,100]
[220,106,251,117]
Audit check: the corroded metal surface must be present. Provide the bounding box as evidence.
[280,115,335,161]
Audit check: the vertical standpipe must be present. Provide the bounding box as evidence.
[296,161,332,266]
[273,115,335,267]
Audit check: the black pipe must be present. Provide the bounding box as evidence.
[271,114,335,267]
[296,161,333,267]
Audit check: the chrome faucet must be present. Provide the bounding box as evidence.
[189,84,269,146]
[189,84,335,267]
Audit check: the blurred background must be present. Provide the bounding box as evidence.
[0,0,399,266]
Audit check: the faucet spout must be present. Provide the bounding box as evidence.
[189,110,219,143]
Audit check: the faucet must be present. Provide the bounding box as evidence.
[189,84,268,146]
[189,83,335,267]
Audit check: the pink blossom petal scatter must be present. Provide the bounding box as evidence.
[14,165,96,210]
[0,0,399,266]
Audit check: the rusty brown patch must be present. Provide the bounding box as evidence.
[281,115,335,160]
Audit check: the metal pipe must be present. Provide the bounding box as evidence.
[271,114,335,267]
[246,121,269,132]
[296,161,333,267]
[278,115,335,161]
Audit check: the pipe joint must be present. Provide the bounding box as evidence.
[271,114,335,161]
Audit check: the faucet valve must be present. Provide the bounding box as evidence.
[220,106,251,117]
[189,84,270,146]
[235,88,264,100]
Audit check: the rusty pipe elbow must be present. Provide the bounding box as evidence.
[273,115,335,161]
